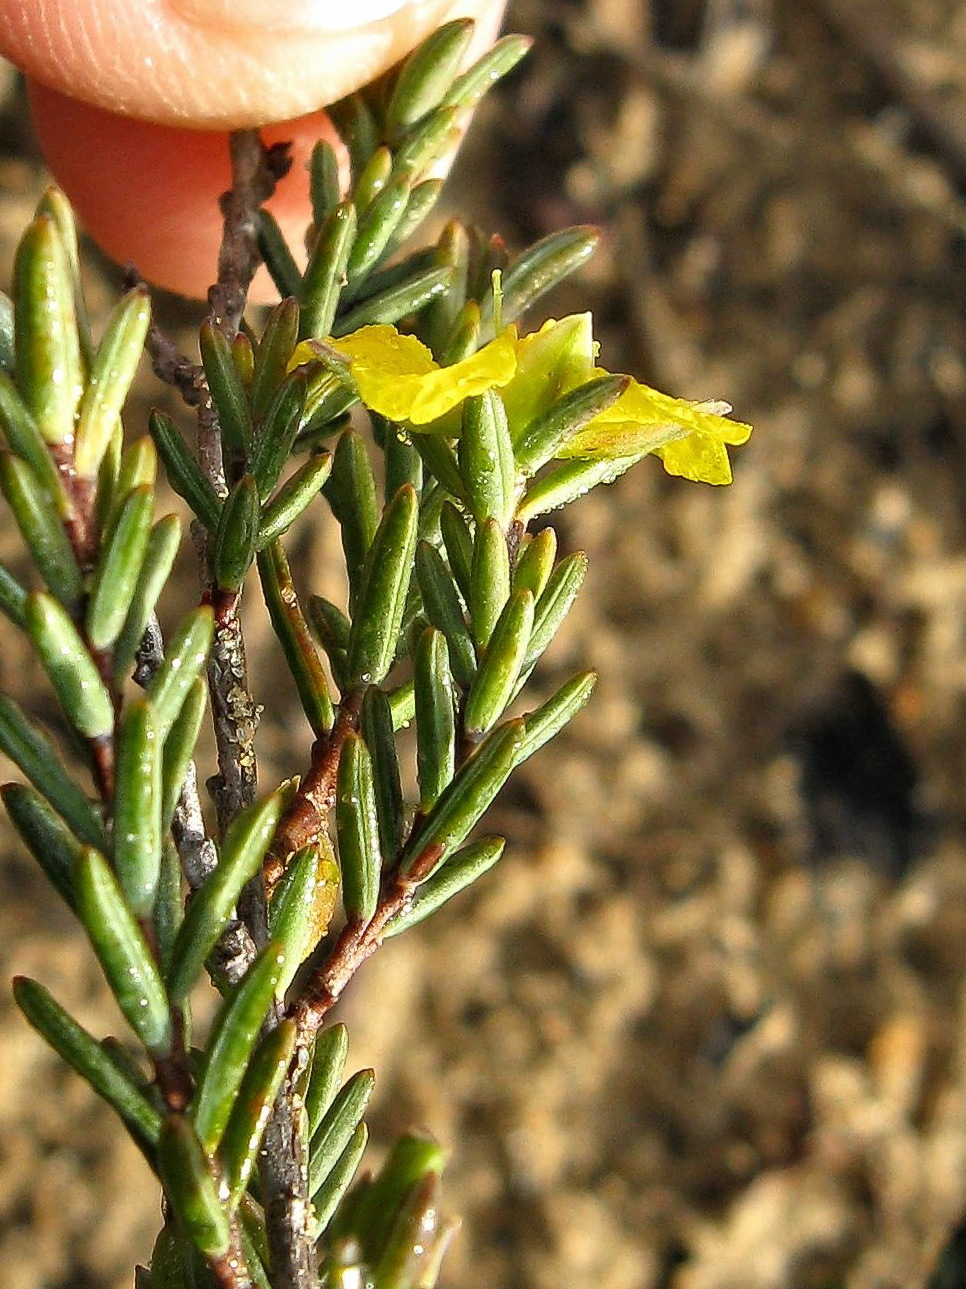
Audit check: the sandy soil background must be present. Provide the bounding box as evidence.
[3,1,966,1286]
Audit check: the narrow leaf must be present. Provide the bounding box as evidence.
[514,374,629,477]
[191,939,288,1152]
[25,592,114,738]
[307,594,351,694]
[149,409,221,531]
[327,93,379,178]
[324,429,379,602]
[74,285,151,478]
[74,847,172,1055]
[516,670,597,765]
[385,836,505,936]
[305,1024,350,1139]
[114,699,163,917]
[386,19,475,137]
[403,719,525,876]
[0,560,26,627]
[0,369,67,505]
[0,453,82,606]
[439,500,473,602]
[257,210,303,301]
[258,452,332,548]
[154,841,184,979]
[13,212,83,445]
[464,588,534,735]
[414,628,456,811]
[440,32,533,110]
[414,541,475,689]
[87,482,154,649]
[350,1132,446,1262]
[200,319,252,454]
[347,484,419,684]
[480,226,600,334]
[166,789,286,1005]
[515,452,643,524]
[309,139,343,230]
[148,607,214,739]
[309,1068,376,1199]
[331,267,451,337]
[220,1019,298,1208]
[161,677,206,829]
[250,372,307,501]
[353,147,393,215]
[157,1116,232,1258]
[2,781,80,908]
[0,693,106,846]
[311,1122,368,1239]
[300,201,357,342]
[114,514,182,682]
[469,517,510,651]
[359,687,404,862]
[512,528,557,600]
[459,389,515,528]
[214,474,260,593]
[13,976,161,1149]
[337,733,382,923]
[267,842,340,997]
[346,176,412,284]
[257,540,335,736]
[524,551,587,671]
[250,297,300,422]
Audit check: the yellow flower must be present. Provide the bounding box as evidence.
[325,324,518,426]
[558,381,753,486]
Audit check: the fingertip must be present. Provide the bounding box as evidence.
[29,81,336,301]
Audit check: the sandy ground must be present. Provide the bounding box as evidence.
[3,1,966,1286]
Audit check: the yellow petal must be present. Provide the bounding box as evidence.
[559,378,752,485]
[329,324,518,425]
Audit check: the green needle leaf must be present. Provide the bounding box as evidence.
[257,540,334,736]
[346,176,413,283]
[157,1116,232,1258]
[166,788,286,1005]
[347,484,419,685]
[523,550,587,672]
[469,517,510,651]
[350,1132,446,1263]
[308,1068,376,1199]
[515,453,643,524]
[516,670,597,765]
[392,110,462,185]
[25,592,114,739]
[250,297,300,422]
[148,409,222,531]
[382,180,444,261]
[34,187,93,368]
[414,541,476,689]
[403,718,525,876]
[414,628,456,811]
[250,372,308,501]
[258,451,332,548]
[440,32,533,110]
[464,588,534,735]
[0,693,106,847]
[310,139,343,230]
[327,93,379,178]
[267,842,340,998]
[479,226,600,334]
[114,514,182,683]
[439,501,473,602]
[258,209,303,301]
[161,677,206,829]
[214,474,260,593]
[331,266,451,337]
[153,841,184,979]
[13,976,161,1150]
[514,374,629,477]
[2,781,81,908]
[220,1018,298,1208]
[200,319,253,454]
[0,452,82,607]
[147,607,214,739]
[87,482,155,649]
[307,594,351,694]
[386,19,475,137]
[336,732,382,924]
[0,289,13,369]
[191,939,288,1153]
[311,1121,368,1239]
[0,370,68,507]
[305,1024,350,1139]
[324,429,379,603]
[13,212,83,446]
[113,699,163,918]
[360,686,404,862]
[0,561,26,627]
[353,147,393,215]
[512,527,557,600]
[385,835,505,937]
[300,201,357,341]
[74,846,172,1055]
[459,389,516,529]
[74,285,151,478]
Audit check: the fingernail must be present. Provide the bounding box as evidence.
[174,0,409,31]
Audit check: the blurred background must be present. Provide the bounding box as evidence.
[3,0,966,1285]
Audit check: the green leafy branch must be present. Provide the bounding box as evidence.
[0,19,751,1289]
